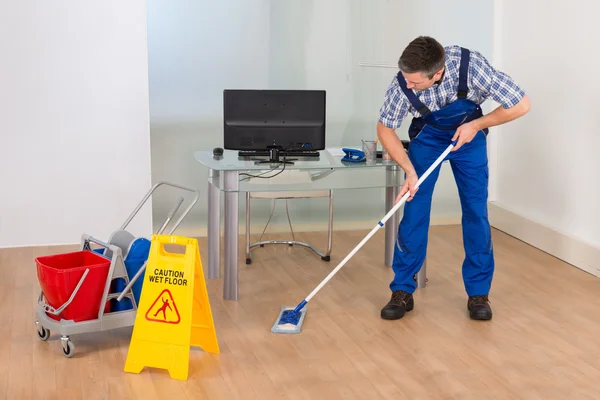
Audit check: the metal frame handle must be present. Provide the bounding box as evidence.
[82,234,119,251]
[120,181,201,235]
[116,260,148,302]
[157,196,184,235]
[115,182,200,302]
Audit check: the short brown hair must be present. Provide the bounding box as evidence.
[398,36,446,79]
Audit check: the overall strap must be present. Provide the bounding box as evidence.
[396,72,430,117]
[457,47,470,99]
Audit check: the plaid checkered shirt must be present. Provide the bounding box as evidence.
[379,45,526,129]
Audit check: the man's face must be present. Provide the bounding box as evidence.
[402,68,444,91]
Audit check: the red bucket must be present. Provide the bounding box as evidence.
[36,250,111,322]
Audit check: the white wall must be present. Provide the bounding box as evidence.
[0,1,153,248]
[147,0,494,236]
[490,0,600,269]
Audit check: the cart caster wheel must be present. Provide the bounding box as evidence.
[321,255,330,262]
[61,337,75,358]
[35,321,50,341]
[36,326,50,341]
[246,258,252,264]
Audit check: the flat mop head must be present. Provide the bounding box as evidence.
[271,305,307,334]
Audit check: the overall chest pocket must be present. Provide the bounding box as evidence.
[431,112,469,128]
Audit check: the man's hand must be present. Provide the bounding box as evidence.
[396,172,418,203]
[451,121,479,151]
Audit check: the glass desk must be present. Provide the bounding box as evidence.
[194,148,427,300]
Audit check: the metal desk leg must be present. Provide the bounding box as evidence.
[384,165,400,267]
[223,170,239,300]
[207,169,220,279]
[416,261,427,288]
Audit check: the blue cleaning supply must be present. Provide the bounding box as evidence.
[271,305,307,334]
[111,237,151,311]
[341,148,365,163]
[124,237,151,303]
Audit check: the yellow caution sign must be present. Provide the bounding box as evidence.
[124,234,219,380]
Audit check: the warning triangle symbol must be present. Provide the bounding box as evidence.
[145,289,181,324]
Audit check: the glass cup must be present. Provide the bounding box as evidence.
[362,140,377,164]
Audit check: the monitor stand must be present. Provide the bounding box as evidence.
[246,147,297,165]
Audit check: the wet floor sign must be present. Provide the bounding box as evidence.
[124,234,220,380]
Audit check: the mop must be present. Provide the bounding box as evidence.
[271,141,456,334]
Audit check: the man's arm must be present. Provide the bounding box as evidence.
[377,121,420,202]
[453,95,530,150]
[377,77,420,201]
[471,94,530,132]
[377,121,416,177]
[377,77,416,175]
[452,52,531,151]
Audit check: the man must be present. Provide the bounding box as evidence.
[377,36,530,321]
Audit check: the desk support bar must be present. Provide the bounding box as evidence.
[208,169,221,279]
[384,166,400,267]
[223,170,239,300]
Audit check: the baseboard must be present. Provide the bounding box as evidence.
[489,202,600,277]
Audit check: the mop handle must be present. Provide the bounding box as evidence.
[301,141,456,305]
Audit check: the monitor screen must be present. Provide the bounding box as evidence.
[223,89,326,152]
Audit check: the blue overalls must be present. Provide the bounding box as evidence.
[391,47,494,297]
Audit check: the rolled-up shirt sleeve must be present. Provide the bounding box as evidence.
[469,51,526,109]
[378,77,410,129]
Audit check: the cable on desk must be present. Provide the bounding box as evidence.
[238,143,299,182]
[239,162,286,182]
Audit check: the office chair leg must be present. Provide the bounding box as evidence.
[245,192,251,264]
[258,198,277,245]
[285,199,296,245]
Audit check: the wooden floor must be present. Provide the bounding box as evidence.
[2,225,600,399]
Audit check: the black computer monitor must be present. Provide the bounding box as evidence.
[223,89,326,163]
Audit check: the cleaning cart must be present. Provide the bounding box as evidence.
[34,181,200,358]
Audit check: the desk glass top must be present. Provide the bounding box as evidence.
[195,149,405,192]
[194,149,399,171]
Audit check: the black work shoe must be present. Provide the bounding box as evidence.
[381,290,414,320]
[468,295,493,320]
